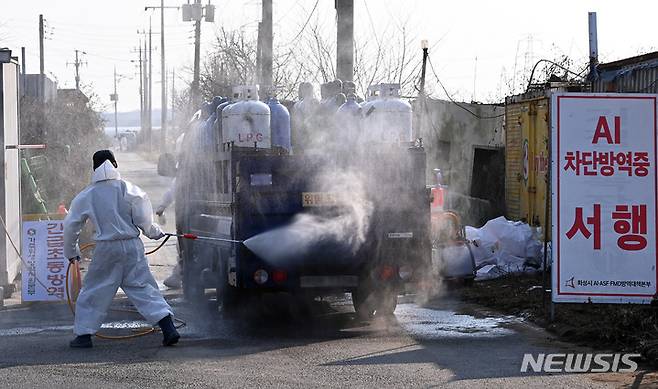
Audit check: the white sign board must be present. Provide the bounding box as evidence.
[552,93,658,303]
[21,220,68,301]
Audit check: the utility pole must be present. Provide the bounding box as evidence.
[260,0,273,88]
[335,0,354,82]
[112,66,119,138]
[587,11,599,83]
[67,49,86,91]
[171,68,175,130]
[74,49,81,90]
[138,45,144,133]
[160,0,167,152]
[21,47,26,94]
[256,22,262,84]
[192,0,202,107]
[138,27,155,147]
[38,14,45,103]
[148,20,153,149]
[419,40,428,98]
[146,2,180,152]
[418,40,429,141]
[184,0,213,106]
[131,44,144,133]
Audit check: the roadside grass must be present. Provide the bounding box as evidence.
[456,273,658,365]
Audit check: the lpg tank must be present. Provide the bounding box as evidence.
[265,89,292,152]
[200,96,226,149]
[337,93,362,137]
[359,85,379,131]
[362,83,412,143]
[318,80,345,115]
[214,95,235,145]
[292,82,319,150]
[293,82,319,123]
[222,86,271,148]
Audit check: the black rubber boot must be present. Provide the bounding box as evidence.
[69,334,93,348]
[158,315,180,346]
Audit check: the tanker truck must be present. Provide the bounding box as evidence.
[159,84,430,317]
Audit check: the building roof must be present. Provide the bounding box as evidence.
[598,51,658,71]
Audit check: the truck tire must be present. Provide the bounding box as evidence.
[352,287,398,319]
[182,240,205,304]
[217,261,240,313]
[377,290,399,316]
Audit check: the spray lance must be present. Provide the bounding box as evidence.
[166,232,243,244]
[142,232,243,256]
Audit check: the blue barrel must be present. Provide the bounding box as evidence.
[214,100,232,132]
[200,97,226,148]
[267,96,292,152]
[200,101,213,120]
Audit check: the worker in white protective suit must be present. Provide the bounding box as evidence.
[156,131,186,289]
[156,177,181,288]
[64,150,180,348]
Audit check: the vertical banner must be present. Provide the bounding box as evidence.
[21,220,67,301]
[552,93,658,303]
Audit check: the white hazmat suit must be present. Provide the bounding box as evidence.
[64,160,173,335]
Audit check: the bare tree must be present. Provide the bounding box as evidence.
[176,11,423,117]
[198,28,258,101]
[272,18,421,100]
[20,85,108,212]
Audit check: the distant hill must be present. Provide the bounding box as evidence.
[101,109,165,127]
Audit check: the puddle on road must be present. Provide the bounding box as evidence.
[100,320,152,330]
[0,320,153,337]
[0,325,73,336]
[0,299,523,341]
[395,304,518,340]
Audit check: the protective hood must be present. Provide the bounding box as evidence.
[92,160,121,183]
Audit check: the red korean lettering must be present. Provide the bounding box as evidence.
[47,274,65,286]
[612,204,647,251]
[594,151,614,176]
[565,204,601,249]
[47,261,65,274]
[564,151,580,175]
[47,286,64,298]
[633,152,650,177]
[47,222,64,232]
[615,152,633,176]
[581,151,596,176]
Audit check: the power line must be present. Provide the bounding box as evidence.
[83,51,132,62]
[427,56,505,120]
[280,0,319,47]
[363,0,382,48]
[525,58,585,91]
[275,0,302,25]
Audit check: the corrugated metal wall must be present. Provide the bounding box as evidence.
[593,64,658,93]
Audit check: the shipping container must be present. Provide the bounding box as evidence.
[505,90,550,229]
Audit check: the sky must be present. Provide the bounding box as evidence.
[2,0,656,114]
